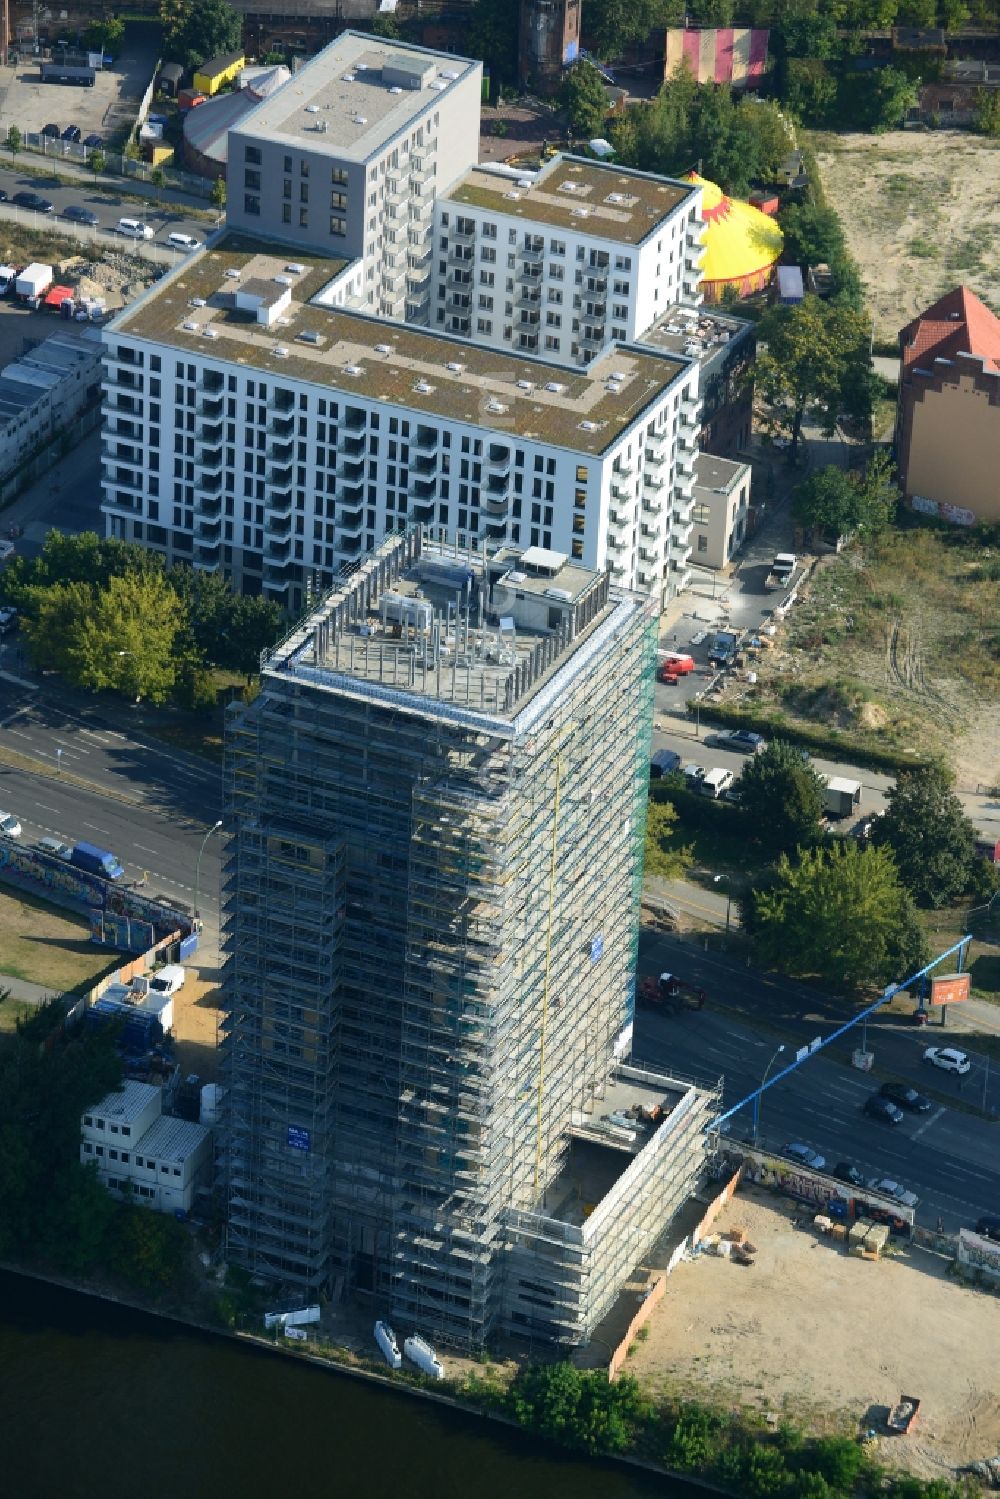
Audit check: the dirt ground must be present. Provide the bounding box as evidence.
[813,128,1000,341]
[171,958,222,1082]
[626,1189,1000,1483]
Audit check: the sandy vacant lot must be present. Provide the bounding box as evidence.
[627,1189,1000,1483]
[813,129,1000,341]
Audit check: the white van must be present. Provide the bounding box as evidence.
[116,217,154,240]
[700,767,734,799]
[167,231,200,251]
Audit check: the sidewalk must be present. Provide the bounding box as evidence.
[1,974,61,1005]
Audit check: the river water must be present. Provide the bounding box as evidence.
[0,1271,696,1499]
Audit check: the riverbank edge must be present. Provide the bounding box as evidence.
[0,1259,728,1497]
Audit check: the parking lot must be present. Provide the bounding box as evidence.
[0,29,159,146]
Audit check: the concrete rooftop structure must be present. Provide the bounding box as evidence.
[232,32,479,162]
[444,156,695,246]
[112,236,687,457]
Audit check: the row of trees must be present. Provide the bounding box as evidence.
[499,1362,966,1497]
[605,66,796,198]
[652,751,991,991]
[0,532,283,708]
[739,755,987,988]
[0,998,187,1290]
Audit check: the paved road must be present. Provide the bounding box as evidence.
[0,687,224,918]
[0,164,208,251]
[638,928,1000,1116]
[647,718,1000,840]
[634,1002,1000,1233]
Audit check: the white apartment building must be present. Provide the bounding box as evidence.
[103,240,699,610]
[81,1081,212,1215]
[432,156,705,361]
[225,31,482,324]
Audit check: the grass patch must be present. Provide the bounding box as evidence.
[917,903,1000,1003]
[909,235,938,259]
[0,888,120,994]
[720,524,1000,765]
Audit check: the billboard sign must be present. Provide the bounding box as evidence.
[929,973,970,1007]
[287,1124,311,1152]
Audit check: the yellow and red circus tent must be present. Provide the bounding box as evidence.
[688,173,783,303]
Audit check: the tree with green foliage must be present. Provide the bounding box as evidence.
[370,11,400,38]
[778,199,845,273]
[110,1201,188,1290]
[84,16,125,53]
[466,0,519,89]
[754,297,871,453]
[161,0,241,70]
[838,65,918,131]
[794,454,897,539]
[784,58,839,126]
[211,175,226,209]
[973,86,1000,137]
[24,571,186,705]
[746,841,929,990]
[645,790,694,878]
[5,124,21,160]
[584,0,677,61]
[871,764,977,908]
[150,166,166,188]
[88,147,107,177]
[506,1364,651,1455]
[611,65,792,196]
[736,740,825,855]
[560,61,610,139]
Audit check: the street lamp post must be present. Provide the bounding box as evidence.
[194,819,223,926]
[752,1043,785,1148]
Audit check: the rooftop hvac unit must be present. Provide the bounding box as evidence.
[380,591,433,632]
[285,263,306,274]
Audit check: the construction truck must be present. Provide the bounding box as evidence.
[637,971,706,1013]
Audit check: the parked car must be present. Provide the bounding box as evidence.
[0,190,7,203]
[0,811,22,838]
[879,1080,931,1113]
[864,1094,904,1126]
[115,217,154,240]
[832,1162,865,1188]
[975,1216,1000,1243]
[83,132,103,149]
[0,605,17,633]
[704,729,767,755]
[682,763,706,787]
[700,767,734,799]
[167,231,200,251]
[63,203,99,225]
[12,191,53,213]
[867,1177,918,1209]
[781,1142,826,1171]
[148,964,186,997]
[61,124,81,141]
[36,835,72,859]
[649,748,681,780]
[923,1046,971,1075]
[0,539,15,562]
[41,122,61,137]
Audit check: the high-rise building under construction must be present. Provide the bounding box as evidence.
[220,527,716,1349]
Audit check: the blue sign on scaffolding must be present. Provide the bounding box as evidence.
[287,1125,311,1153]
[590,934,604,964]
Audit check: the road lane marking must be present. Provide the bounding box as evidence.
[912,1105,946,1141]
[53,736,87,753]
[81,821,103,831]
[134,844,159,855]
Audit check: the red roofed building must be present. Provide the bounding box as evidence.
[896,286,1000,524]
